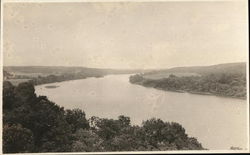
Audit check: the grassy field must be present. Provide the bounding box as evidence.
[12,72,55,77]
[6,79,31,86]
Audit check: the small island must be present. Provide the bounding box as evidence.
[45,85,59,89]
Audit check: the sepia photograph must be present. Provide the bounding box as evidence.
[0,0,249,154]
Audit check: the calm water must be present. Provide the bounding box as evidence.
[35,74,248,150]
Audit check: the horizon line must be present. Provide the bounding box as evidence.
[2,61,246,70]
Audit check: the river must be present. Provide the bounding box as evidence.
[35,74,248,150]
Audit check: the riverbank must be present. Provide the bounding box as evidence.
[131,82,246,100]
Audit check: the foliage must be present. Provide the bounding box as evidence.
[3,124,34,153]
[65,109,90,133]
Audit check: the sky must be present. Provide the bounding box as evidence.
[3,1,248,69]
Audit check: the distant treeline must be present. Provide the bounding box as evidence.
[29,73,104,85]
[3,66,148,75]
[129,73,246,99]
[3,66,148,86]
[3,69,106,85]
[3,81,204,153]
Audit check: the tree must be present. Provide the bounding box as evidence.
[14,82,36,104]
[71,129,103,152]
[65,109,89,133]
[3,81,15,110]
[118,115,131,127]
[29,96,72,152]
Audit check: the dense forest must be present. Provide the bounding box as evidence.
[129,72,246,99]
[3,81,204,153]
